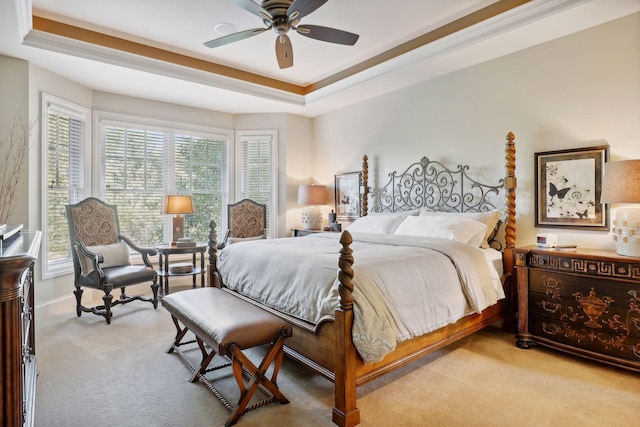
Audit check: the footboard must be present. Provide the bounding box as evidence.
[208,223,360,425]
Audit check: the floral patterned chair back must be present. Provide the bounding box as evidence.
[220,199,267,248]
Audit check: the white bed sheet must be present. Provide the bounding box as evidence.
[217,232,505,363]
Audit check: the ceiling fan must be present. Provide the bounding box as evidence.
[204,0,359,69]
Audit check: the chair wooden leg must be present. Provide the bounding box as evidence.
[102,283,114,324]
[151,279,159,309]
[73,286,84,317]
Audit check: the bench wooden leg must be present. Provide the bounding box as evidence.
[226,332,289,427]
[166,315,190,354]
[191,337,217,383]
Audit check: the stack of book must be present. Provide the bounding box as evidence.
[176,237,196,247]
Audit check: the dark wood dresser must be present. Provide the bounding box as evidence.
[515,245,640,372]
[1,228,41,427]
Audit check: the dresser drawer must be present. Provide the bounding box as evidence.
[528,268,640,348]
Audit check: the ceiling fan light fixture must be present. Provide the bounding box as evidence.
[206,0,359,69]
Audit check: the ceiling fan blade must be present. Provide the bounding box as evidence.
[296,25,359,45]
[231,0,273,20]
[275,34,293,69]
[204,27,268,48]
[287,0,328,21]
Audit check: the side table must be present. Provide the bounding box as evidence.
[155,242,207,295]
[291,228,339,237]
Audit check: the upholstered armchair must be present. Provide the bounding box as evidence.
[219,199,267,249]
[66,197,159,324]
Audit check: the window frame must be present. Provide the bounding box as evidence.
[93,111,236,247]
[234,129,278,238]
[41,93,91,280]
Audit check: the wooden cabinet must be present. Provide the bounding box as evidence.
[515,245,640,372]
[1,229,41,427]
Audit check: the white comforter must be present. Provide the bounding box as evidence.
[217,232,504,363]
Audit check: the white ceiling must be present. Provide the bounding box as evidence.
[1,0,639,117]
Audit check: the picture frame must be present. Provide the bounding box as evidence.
[335,172,361,220]
[535,145,609,230]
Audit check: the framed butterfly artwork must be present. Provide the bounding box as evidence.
[535,145,609,230]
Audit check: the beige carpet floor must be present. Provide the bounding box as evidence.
[35,288,640,427]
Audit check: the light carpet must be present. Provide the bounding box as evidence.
[35,290,639,427]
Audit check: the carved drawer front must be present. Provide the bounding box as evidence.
[528,269,640,363]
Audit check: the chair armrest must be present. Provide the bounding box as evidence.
[217,230,230,250]
[118,235,157,268]
[73,239,106,278]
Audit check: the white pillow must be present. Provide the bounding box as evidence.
[394,215,487,246]
[419,209,500,248]
[368,208,421,216]
[78,241,132,275]
[345,213,409,234]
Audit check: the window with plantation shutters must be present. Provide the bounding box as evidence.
[42,101,278,279]
[42,93,90,279]
[236,130,277,238]
[96,113,235,247]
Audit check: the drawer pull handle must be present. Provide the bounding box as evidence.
[541,300,560,313]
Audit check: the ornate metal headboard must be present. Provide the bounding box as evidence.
[367,157,504,214]
[359,132,517,252]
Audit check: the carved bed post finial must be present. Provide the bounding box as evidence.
[208,220,221,288]
[504,132,516,249]
[361,155,369,217]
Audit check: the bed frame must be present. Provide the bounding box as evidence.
[207,132,517,426]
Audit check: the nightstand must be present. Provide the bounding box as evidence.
[291,228,340,237]
[155,242,207,295]
[514,245,640,372]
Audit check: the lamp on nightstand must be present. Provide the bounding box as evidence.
[164,194,194,244]
[600,159,640,257]
[297,184,327,230]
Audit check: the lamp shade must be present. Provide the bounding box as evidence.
[601,160,640,203]
[297,185,328,206]
[164,195,194,214]
[600,160,640,257]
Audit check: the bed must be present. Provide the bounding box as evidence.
[207,132,517,426]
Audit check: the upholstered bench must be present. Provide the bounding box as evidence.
[162,287,292,427]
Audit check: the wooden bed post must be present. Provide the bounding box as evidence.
[207,220,221,288]
[361,155,369,217]
[502,131,517,332]
[332,230,360,427]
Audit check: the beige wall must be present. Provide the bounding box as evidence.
[312,12,640,250]
[0,56,29,224]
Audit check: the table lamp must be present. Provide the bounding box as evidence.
[297,184,327,230]
[164,195,194,244]
[600,159,640,257]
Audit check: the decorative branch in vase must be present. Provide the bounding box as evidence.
[0,116,33,225]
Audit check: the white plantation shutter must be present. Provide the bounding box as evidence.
[236,130,277,237]
[174,133,229,241]
[102,124,165,245]
[42,93,90,278]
